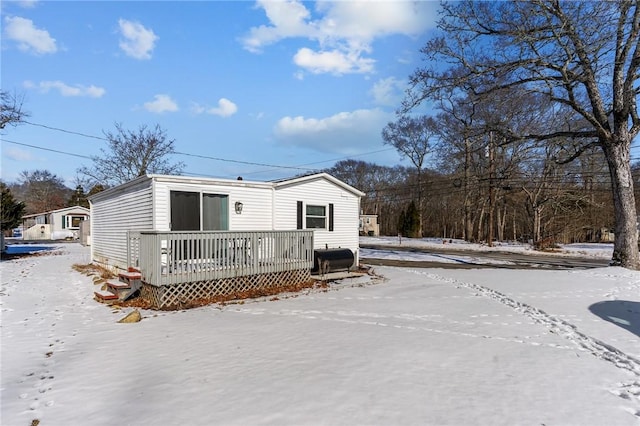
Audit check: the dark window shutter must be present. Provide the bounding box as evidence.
[296,201,303,229]
[329,203,334,231]
[61,215,66,229]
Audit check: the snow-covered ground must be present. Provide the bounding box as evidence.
[2,242,640,425]
[359,236,614,266]
[361,235,614,258]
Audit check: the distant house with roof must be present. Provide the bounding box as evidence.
[21,206,90,240]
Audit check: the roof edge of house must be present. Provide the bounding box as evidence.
[21,205,90,219]
[88,172,365,203]
[273,172,366,197]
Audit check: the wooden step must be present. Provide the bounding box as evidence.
[118,271,142,281]
[95,290,118,301]
[107,280,131,290]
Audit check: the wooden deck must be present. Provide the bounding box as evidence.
[128,230,314,287]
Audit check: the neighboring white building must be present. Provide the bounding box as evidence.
[359,214,380,236]
[21,206,90,240]
[89,173,365,272]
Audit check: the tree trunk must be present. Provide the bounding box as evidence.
[604,141,639,268]
[416,169,424,238]
[497,202,506,242]
[476,203,486,242]
[533,206,541,243]
[487,132,495,247]
[464,137,473,241]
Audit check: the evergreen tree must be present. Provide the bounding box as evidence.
[398,201,421,238]
[397,209,406,236]
[405,200,421,238]
[67,185,89,208]
[1,182,25,231]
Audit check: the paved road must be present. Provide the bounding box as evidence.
[359,243,611,270]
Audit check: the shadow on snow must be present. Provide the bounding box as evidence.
[589,300,640,338]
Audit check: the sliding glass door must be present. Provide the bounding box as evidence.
[170,191,229,231]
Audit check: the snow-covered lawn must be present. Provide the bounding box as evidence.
[2,242,640,425]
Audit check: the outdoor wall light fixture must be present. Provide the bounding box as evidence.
[235,201,243,214]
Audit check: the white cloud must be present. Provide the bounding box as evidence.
[273,108,393,154]
[293,47,374,75]
[118,19,158,60]
[4,16,57,54]
[192,98,238,118]
[370,77,406,107]
[314,1,434,42]
[209,98,238,117]
[17,0,38,8]
[4,147,34,162]
[190,103,205,115]
[23,80,105,98]
[143,94,178,113]
[242,0,313,53]
[242,0,437,75]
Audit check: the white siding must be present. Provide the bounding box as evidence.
[152,180,273,231]
[274,177,360,262]
[91,180,153,270]
[50,208,89,232]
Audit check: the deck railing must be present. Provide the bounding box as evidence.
[129,230,314,287]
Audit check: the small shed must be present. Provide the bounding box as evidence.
[89,173,364,308]
[22,206,90,240]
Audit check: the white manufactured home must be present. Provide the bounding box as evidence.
[21,206,90,240]
[89,173,364,308]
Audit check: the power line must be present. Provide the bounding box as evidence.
[174,151,319,172]
[240,147,398,177]
[1,139,93,160]
[18,120,393,174]
[23,121,107,141]
[12,120,640,184]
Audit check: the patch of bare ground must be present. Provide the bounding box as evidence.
[72,263,116,282]
[119,279,330,311]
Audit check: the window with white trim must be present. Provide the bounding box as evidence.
[305,204,326,229]
[62,215,86,229]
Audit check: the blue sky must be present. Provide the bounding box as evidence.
[1,0,439,186]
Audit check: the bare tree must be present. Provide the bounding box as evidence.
[0,90,28,129]
[406,1,640,268]
[16,170,70,214]
[382,115,438,237]
[78,123,185,186]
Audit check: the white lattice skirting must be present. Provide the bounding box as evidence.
[140,268,311,309]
